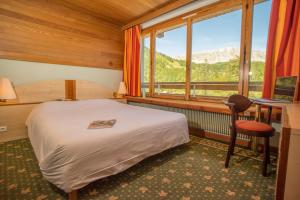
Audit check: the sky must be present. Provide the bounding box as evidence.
[145,0,271,57]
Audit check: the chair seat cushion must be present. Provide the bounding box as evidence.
[235,120,274,132]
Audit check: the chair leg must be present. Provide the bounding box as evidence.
[267,139,271,164]
[225,128,237,168]
[262,137,270,176]
[231,133,237,155]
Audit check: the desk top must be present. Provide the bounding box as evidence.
[254,102,288,108]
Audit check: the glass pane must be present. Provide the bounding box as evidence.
[248,0,271,98]
[190,8,242,97]
[141,36,150,97]
[155,25,187,95]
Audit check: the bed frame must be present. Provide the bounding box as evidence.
[69,191,78,200]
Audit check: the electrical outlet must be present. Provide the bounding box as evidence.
[0,126,7,132]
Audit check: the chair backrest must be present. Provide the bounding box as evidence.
[227,94,253,113]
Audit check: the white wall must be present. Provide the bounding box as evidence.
[0,59,122,91]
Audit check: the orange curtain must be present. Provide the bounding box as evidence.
[263,0,300,100]
[123,25,141,97]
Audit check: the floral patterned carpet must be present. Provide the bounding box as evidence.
[0,136,276,200]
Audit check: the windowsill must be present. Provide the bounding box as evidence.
[126,96,258,115]
[145,92,228,103]
[127,96,285,121]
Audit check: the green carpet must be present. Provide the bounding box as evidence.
[0,136,276,200]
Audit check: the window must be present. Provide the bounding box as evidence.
[140,0,271,101]
[248,0,271,98]
[141,36,150,96]
[191,8,242,97]
[154,25,187,96]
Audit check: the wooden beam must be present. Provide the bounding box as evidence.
[149,30,156,96]
[242,0,254,96]
[122,0,196,30]
[185,18,192,101]
[238,0,247,95]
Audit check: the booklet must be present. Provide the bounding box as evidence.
[88,119,116,129]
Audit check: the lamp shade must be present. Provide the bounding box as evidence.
[0,78,17,100]
[117,82,127,95]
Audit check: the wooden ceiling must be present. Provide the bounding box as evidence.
[58,0,175,25]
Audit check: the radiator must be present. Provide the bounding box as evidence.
[128,102,252,141]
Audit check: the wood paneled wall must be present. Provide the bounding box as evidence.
[0,0,123,70]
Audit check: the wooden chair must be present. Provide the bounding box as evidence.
[224,94,275,176]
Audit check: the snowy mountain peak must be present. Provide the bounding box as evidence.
[175,47,265,64]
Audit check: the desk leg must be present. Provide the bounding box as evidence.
[255,104,262,122]
[251,104,262,153]
[267,106,273,124]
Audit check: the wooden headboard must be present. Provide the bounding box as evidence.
[15,80,65,103]
[10,79,115,103]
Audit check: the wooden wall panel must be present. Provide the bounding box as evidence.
[76,80,114,99]
[0,0,123,70]
[15,80,65,103]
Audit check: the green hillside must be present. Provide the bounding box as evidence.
[142,48,264,97]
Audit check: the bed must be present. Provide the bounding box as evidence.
[26,99,189,198]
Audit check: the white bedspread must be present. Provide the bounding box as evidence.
[26,99,189,192]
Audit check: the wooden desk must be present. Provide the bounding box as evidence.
[275,103,300,200]
[250,101,286,152]
[254,101,287,124]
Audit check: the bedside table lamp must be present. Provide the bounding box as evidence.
[0,77,17,102]
[117,82,127,98]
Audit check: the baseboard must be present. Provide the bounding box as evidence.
[0,135,28,143]
[203,131,250,147]
[190,129,278,154]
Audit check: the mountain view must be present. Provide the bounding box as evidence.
[142,47,265,97]
[175,47,266,64]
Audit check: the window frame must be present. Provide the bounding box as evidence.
[153,22,188,99]
[141,34,151,97]
[140,0,267,102]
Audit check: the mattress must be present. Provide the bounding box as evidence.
[26,99,189,192]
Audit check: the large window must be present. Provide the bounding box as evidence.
[248,0,271,98]
[191,8,242,97]
[154,25,187,96]
[141,0,271,101]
